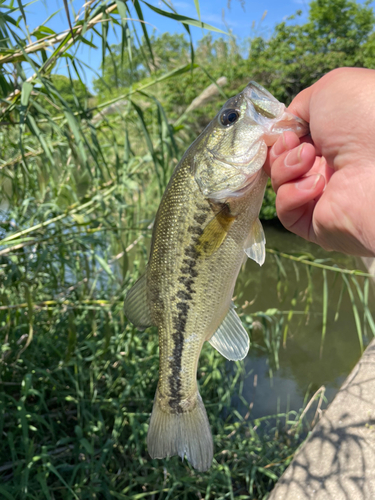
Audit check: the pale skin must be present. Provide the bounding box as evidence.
[264,67,375,257]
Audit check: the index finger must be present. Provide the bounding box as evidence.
[287,85,314,123]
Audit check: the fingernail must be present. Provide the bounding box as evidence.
[285,144,304,167]
[272,133,287,156]
[296,174,321,191]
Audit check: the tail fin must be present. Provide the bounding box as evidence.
[147,390,213,472]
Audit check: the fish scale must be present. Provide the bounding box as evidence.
[124,81,309,471]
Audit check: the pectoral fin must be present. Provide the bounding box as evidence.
[244,218,266,266]
[124,273,153,329]
[208,304,249,361]
[196,208,235,257]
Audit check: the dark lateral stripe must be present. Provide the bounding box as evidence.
[169,303,189,413]
[168,208,208,412]
[194,213,208,225]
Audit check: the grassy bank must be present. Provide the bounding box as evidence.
[0,292,307,499]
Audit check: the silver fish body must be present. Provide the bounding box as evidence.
[124,82,308,471]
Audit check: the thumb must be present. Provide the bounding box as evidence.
[286,85,314,124]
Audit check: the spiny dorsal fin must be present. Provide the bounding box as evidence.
[124,272,153,329]
[244,218,266,266]
[196,207,235,257]
[208,304,249,361]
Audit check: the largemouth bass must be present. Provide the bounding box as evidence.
[124,82,308,471]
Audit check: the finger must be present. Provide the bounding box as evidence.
[270,131,300,163]
[287,85,314,123]
[276,174,326,240]
[264,129,314,178]
[264,131,300,177]
[282,199,318,243]
[271,143,317,193]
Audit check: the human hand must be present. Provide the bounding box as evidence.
[264,67,375,257]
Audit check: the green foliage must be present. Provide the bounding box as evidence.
[0,294,306,498]
[160,33,248,125]
[43,75,92,116]
[93,33,190,101]
[248,0,375,103]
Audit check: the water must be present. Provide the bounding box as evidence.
[233,221,374,420]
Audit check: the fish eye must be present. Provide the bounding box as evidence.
[220,109,240,127]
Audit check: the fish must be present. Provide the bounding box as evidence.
[124,81,308,472]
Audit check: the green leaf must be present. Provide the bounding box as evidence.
[45,463,79,500]
[94,254,115,280]
[16,0,26,26]
[343,275,364,353]
[63,0,74,38]
[77,35,98,49]
[26,115,54,165]
[141,1,228,34]
[36,26,56,35]
[256,466,279,481]
[80,437,94,455]
[64,111,88,167]
[21,81,33,106]
[116,0,128,67]
[130,99,162,194]
[32,26,56,40]
[0,486,15,500]
[116,0,128,27]
[193,0,201,20]
[320,269,328,357]
[133,0,154,65]
[65,311,77,363]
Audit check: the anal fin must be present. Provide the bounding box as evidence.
[124,273,153,329]
[208,304,249,361]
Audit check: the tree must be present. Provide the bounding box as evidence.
[248,0,375,103]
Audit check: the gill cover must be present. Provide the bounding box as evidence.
[194,81,308,200]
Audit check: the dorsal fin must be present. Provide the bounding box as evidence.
[208,304,249,360]
[124,273,153,329]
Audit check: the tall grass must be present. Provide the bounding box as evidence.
[0,294,309,499]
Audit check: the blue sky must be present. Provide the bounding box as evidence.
[17,0,374,91]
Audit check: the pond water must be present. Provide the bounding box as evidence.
[233,221,374,421]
